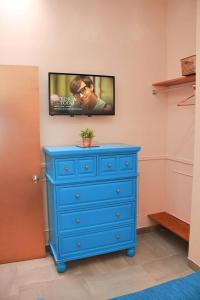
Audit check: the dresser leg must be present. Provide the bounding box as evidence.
[127,247,136,257]
[57,262,68,273]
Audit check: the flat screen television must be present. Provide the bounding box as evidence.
[49,72,115,116]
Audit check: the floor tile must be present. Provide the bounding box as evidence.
[142,253,192,281]
[84,265,157,300]
[156,269,194,284]
[19,277,92,300]
[0,262,18,299]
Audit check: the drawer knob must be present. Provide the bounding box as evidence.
[76,242,81,248]
[76,218,80,224]
[116,188,121,193]
[115,212,121,218]
[75,193,80,199]
[64,167,70,172]
[84,165,89,170]
[116,234,121,240]
[125,161,129,167]
[107,163,112,168]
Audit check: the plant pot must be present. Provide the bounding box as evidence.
[82,138,92,147]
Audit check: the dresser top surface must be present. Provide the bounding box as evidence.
[43,144,141,156]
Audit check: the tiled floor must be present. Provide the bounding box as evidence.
[0,228,193,300]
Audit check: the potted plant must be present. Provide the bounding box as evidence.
[80,128,95,147]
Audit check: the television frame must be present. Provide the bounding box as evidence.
[48,72,115,116]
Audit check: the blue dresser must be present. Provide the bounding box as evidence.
[43,144,141,272]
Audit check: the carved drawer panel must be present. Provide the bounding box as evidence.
[58,203,134,231]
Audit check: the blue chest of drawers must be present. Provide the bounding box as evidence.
[43,144,141,272]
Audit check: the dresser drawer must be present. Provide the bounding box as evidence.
[58,203,134,231]
[56,180,135,209]
[119,155,136,172]
[55,157,97,180]
[60,226,133,256]
[99,156,118,175]
[77,158,97,177]
[55,159,76,179]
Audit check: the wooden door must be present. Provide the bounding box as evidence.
[0,65,45,263]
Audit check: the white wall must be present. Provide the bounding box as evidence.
[0,0,168,232]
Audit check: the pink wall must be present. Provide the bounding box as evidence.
[0,0,168,232]
[0,0,167,149]
[189,0,200,266]
[167,0,196,79]
[165,0,196,223]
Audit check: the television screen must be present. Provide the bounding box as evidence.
[49,73,115,116]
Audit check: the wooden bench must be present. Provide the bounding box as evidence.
[148,212,190,242]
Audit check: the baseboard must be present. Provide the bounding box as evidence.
[136,225,160,234]
[187,258,200,271]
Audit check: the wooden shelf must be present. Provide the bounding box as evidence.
[148,212,190,242]
[152,75,195,87]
